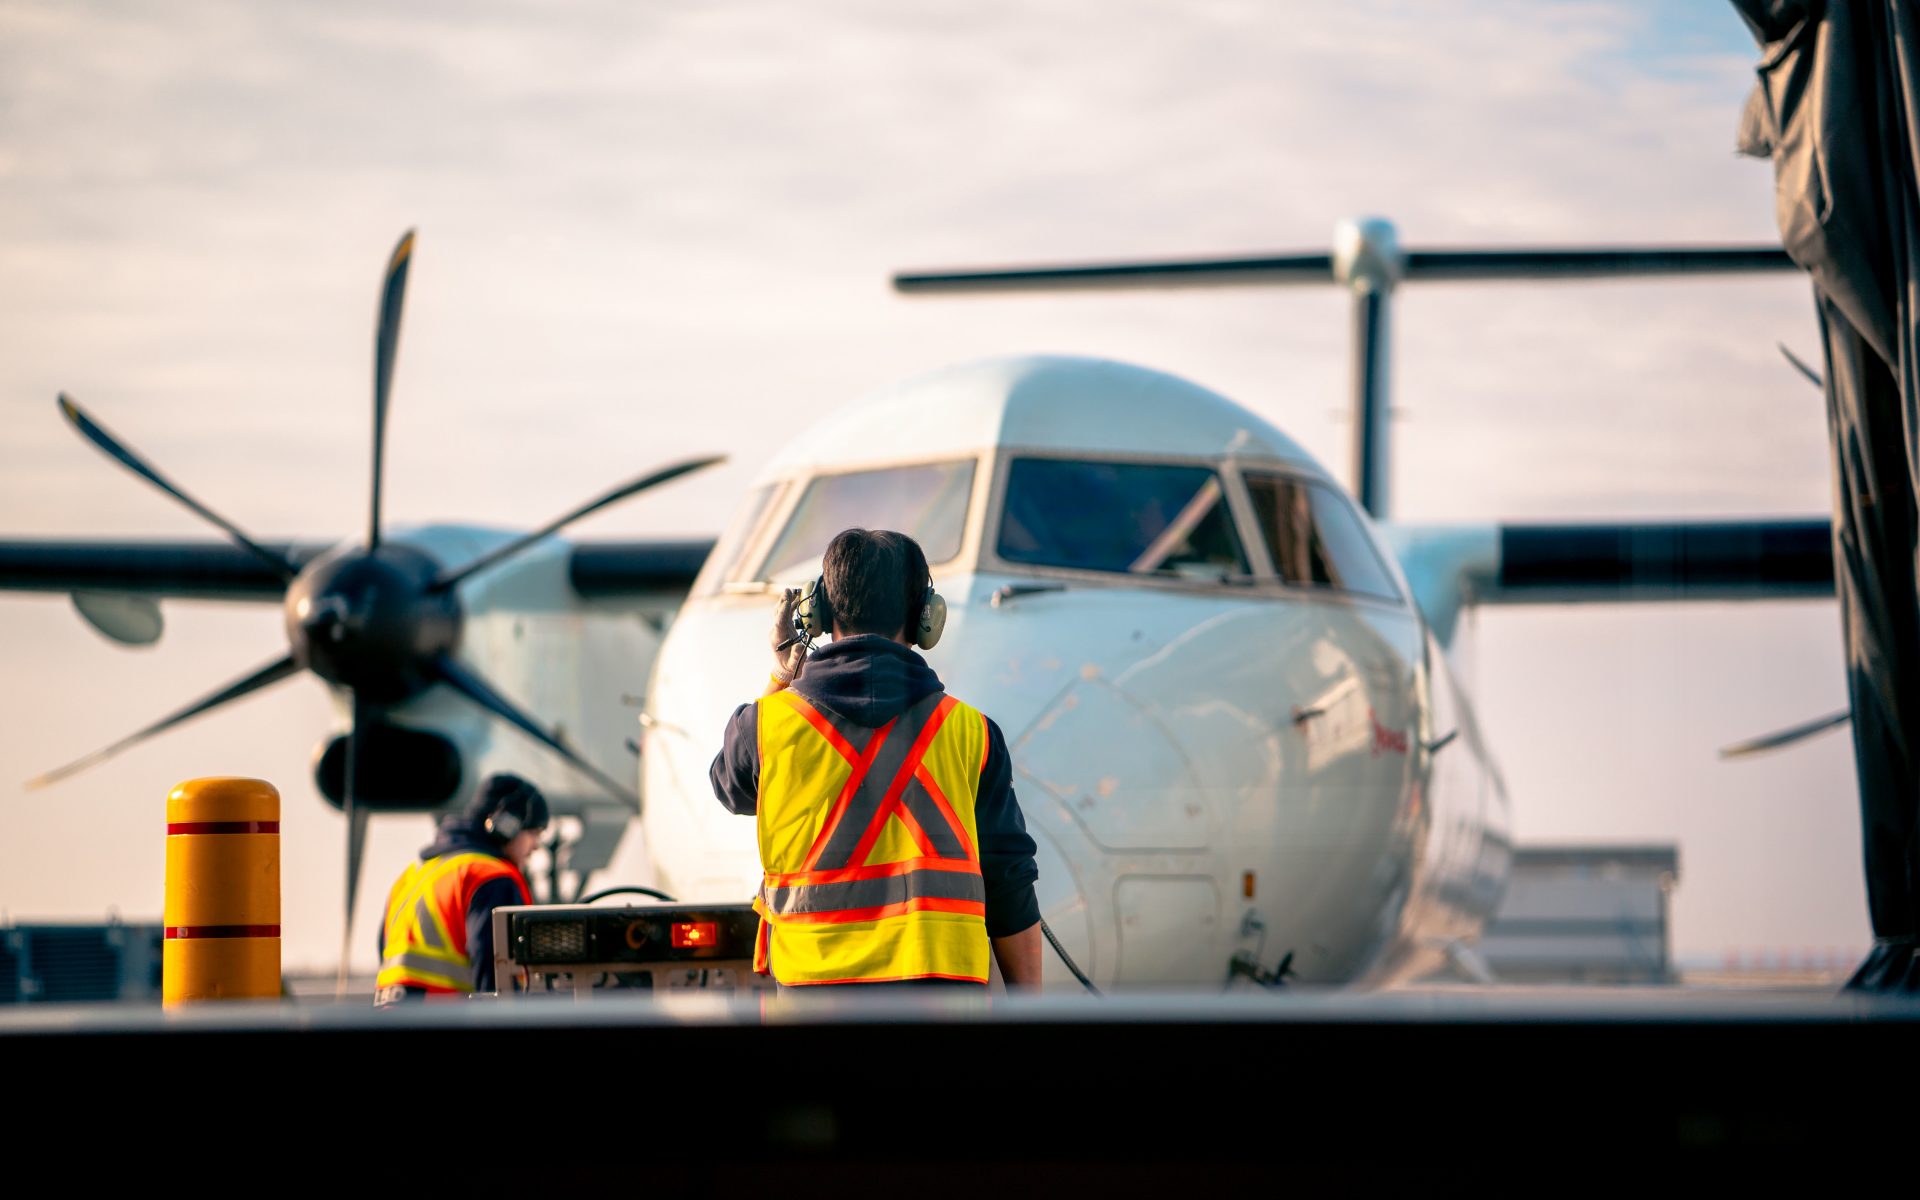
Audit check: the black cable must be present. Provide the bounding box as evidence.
[1041,918,1101,996]
[576,885,678,904]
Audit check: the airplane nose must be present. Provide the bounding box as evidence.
[1009,676,1206,853]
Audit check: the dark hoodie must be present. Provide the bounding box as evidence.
[374,820,529,993]
[710,634,1041,939]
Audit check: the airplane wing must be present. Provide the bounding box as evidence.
[1383,518,1833,646]
[567,538,716,599]
[0,537,718,604]
[0,540,332,601]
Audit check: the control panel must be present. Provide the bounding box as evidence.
[491,902,771,997]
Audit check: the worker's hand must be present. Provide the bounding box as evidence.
[770,587,807,681]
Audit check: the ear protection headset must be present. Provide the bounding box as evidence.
[794,572,947,650]
[483,777,538,840]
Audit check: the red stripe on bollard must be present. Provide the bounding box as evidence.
[166,821,280,835]
[165,925,282,939]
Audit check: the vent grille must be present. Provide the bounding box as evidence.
[1,925,163,1004]
[526,921,589,964]
[29,928,123,1002]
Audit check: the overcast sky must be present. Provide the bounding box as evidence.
[0,1,1863,974]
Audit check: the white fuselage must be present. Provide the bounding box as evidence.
[635,356,1518,990]
[641,568,1508,989]
[614,356,1511,989]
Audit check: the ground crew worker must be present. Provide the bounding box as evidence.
[710,528,1043,989]
[373,773,547,1004]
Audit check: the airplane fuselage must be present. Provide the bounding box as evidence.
[642,570,1508,989]
[634,356,1512,989]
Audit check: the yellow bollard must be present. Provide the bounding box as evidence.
[163,777,281,1004]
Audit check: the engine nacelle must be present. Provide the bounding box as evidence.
[312,722,465,813]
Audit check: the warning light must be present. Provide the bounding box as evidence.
[671,921,719,949]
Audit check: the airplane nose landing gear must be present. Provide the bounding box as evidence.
[1229,948,1296,988]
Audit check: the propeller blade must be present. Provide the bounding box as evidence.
[895,254,1336,293]
[429,455,725,594]
[1778,343,1825,389]
[370,229,416,552]
[893,246,1795,294]
[336,697,371,997]
[1399,246,1795,282]
[25,653,300,789]
[56,395,299,582]
[1718,709,1851,759]
[430,652,640,810]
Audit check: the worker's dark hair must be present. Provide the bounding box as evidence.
[461,772,549,841]
[821,528,928,638]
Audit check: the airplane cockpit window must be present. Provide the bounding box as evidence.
[694,483,780,597]
[997,458,1248,579]
[755,460,975,581]
[1243,472,1401,600]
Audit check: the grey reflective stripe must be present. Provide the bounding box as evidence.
[382,951,470,985]
[412,895,448,951]
[804,698,866,758]
[812,692,948,870]
[897,776,970,859]
[763,867,984,917]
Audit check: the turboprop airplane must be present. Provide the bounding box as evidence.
[633,351,1831,989]
[0,223,1835,989]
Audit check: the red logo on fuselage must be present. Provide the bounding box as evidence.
[1370,708,1408,757]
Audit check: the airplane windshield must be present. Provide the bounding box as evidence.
[1243,472,1400,600]
[997,458,1248,578]
[694,483,780,597]
[755,460,975,581]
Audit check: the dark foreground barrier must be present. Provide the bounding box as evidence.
[4,989,1914,1186]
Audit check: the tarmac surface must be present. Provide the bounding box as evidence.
[7,985,1915,1183]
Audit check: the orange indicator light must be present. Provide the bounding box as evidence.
[672,921,719,948]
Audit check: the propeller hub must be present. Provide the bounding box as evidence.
[285,543,459,703]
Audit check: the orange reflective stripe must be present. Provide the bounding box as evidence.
[913,764,976,862]
[377,852,527,992]
[808,693,946,869]
[785,693,859,765]
[768,895,987,926]
[393,859,463,957]
[756,690,991,985]
[430,863,476,956]
[888,793,940,858]
[843,696,957,868]
[801,718,895,869]
[457,856,526,906]
[765,855,981,888]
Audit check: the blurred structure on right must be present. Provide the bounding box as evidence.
[1470,845,1679,986]
[1732,0,1920,993]
[1474,840,1674,983]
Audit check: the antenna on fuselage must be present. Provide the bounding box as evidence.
[892,221,1797,521]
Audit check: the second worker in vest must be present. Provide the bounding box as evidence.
[710,528,1044,989]
[373,773,548,1004]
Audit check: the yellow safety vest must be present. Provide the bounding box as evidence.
[753,689,990,985]
[375,851,529,993]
